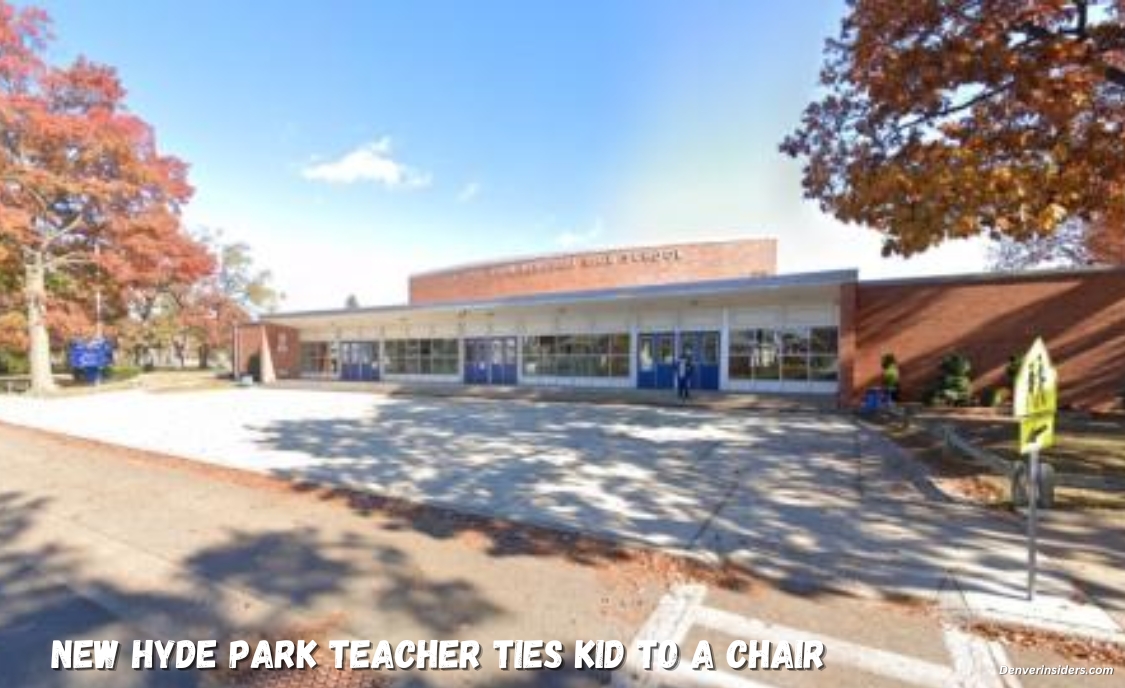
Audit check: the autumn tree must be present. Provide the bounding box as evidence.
[0,1,207,392]
[182,232,280,369]
[118,228,215,368]
[782,0,1125,258]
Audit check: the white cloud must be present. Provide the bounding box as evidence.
[555,217,604,248]
[456,182,481,203]
[301,138,431,189]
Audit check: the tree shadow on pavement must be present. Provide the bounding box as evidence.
[0,489,500,687]
[246,398,1118,608]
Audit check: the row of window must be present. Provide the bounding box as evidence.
[521,334,631,378]
[728,327,839,382]
[298,328,840,382]
[384,338,459,376]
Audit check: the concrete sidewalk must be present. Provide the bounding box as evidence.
[0,388,1119,643]
[268,378,840,413]
[1,422,989,688]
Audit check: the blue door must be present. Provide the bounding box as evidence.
[464,337,517,385]
[678,331,720,391]
[637,333,676,389]
[340,341,379,381]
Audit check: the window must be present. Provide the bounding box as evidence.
[729,327,838,383]
[299,342,334,377]
[522,333,630,378]
[384,338,459,375]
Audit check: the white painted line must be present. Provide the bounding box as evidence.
[942,622,1015,688]
[693,605,954,688]
[665,663,777,688]
[614,584,707,688]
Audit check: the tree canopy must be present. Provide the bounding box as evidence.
[0,1,211,390]
[781,0,1125,258]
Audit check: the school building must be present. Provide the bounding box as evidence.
[235,237,1125,410]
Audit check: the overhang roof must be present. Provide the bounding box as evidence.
[261,268,858,327]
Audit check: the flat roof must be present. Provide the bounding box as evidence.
[263,268,858,323]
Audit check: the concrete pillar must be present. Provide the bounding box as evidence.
[720,307,730,391]
[838,281,858,409]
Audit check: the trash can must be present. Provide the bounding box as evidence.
[861,387,884,414]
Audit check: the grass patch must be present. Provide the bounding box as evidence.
[873,410,1125,510]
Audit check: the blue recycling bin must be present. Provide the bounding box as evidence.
[861,387,887,413]
[68,338,114,384]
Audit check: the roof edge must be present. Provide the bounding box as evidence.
[859,264,1125,289]
[263,268,857,323]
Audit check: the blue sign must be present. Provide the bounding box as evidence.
[68,338,114,371]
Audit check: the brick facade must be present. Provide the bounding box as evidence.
[854,269,1125,411]
[234,323,300,380]
[408,238,777,305]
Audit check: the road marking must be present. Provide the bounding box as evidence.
[612,584,706,688]
[942,622,1015,688]
[616,584,1022,688]
[694,606,953,688]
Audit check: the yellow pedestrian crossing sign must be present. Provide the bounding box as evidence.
[1013,338,1057,453]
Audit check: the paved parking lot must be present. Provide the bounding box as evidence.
[0,387,1115,626]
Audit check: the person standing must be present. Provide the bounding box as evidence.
[676,350,694,401]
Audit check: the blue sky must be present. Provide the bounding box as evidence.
[38,0,986,309]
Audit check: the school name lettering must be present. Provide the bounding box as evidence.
[485,248,683,278]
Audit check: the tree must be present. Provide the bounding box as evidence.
[0,1,207,392]
[188,231,280,369]
[989,217,1125,269]
[345,294,359,309]
[781,1,1125,258]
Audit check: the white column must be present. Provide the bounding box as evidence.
[720,306,730,391]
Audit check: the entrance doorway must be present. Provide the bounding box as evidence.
[339,341,378,381]
[637,331,720,391]
[463,337,518,385]
[637,332,676,389]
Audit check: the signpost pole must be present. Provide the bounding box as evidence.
[1027,442,1039,601]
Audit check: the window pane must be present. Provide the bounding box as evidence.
[810,355,838,381]
[639,337,654,372]
[729,354,751,380]
[780,329,810,356]
[610,334,630,356]
[701,332,719,364]
[810,327,838,355]
[781,356,808,381]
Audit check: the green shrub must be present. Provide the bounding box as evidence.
[106,365,142,382]
[928,352,974,407]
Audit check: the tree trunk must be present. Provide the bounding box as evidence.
[198,343,210,369]
[25,253,56,394]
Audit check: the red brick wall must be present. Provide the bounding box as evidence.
[409,238,777,304]
[234,323,301,380]
[854,269,1125,410]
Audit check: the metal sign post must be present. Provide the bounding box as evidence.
[1013,337,1058,602]
[1027,442,1039,601]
